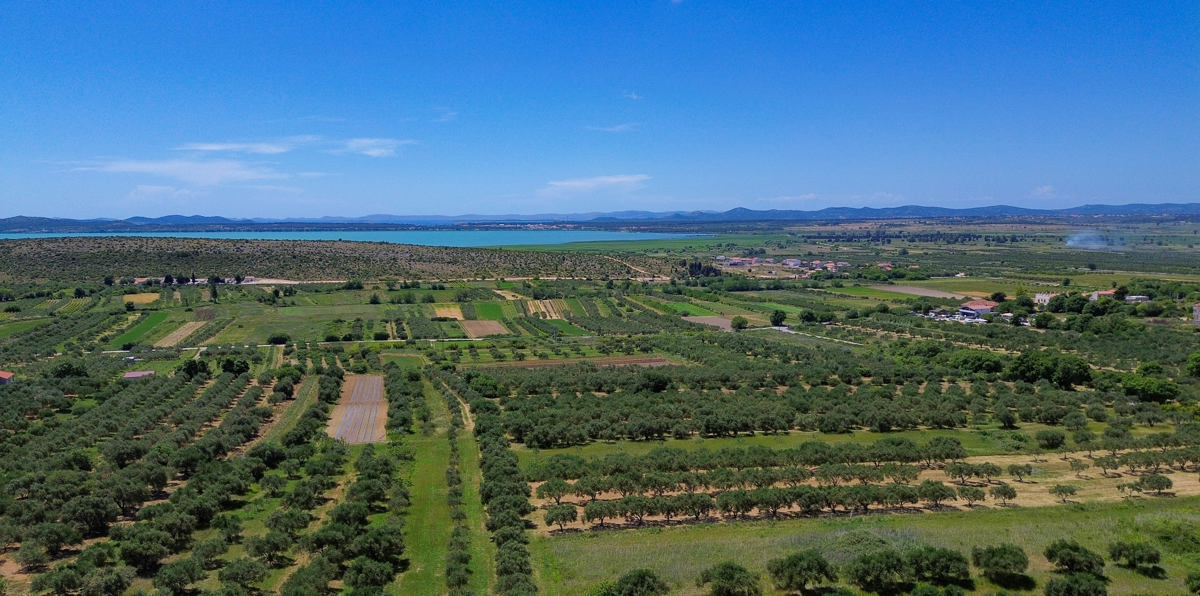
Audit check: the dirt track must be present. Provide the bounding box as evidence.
[327,375,387,444]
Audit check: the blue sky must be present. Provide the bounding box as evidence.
[1,2,1196,218]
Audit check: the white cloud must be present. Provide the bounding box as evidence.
[175,135,320,155]
[538,174,650,196]
[336,138,415,157]
[1031,185,1056,197]
[124,185,203,202]
[433,107,458,122]
[622,90,642,100]
[77,159,287,186]
[586,122,638,133]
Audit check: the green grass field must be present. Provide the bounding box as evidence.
[474,301,505,320]
[531,496,1200,595]
[543,319,590,336]
[0,318,50,339]
[107,311,169,348]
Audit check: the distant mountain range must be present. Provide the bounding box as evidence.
[2,203,1199,232]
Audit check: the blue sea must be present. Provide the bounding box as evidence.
[0,229,697,247]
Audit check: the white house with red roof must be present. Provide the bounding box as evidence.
[0,370,13,384]
[959,299,999,319]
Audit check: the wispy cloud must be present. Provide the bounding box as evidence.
[622,90,642,100]
[335,138,415,157]
[538,174,650,196]
[1031,185,1056,198]
[175,135,320,155]
[586,122,638,133]
[124,185,203,202]
[77,159,287,186]
[433,107,458,122]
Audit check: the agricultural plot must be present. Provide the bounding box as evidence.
[526,298,568,319]
[106,311,169,348]
[461,319,509,338]
[327,375,387,443]
[122,292,160,305]
[154,320,207,347]
[472,301,505,320]
[433,303,463,319]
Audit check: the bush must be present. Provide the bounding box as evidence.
[1044,540,1105,577]
[697,561,761,596]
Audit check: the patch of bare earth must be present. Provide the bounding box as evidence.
[154,321,206,347]
[461,320,508,338]
[326,375,387,444]
[433,304,463,319]
[683,316,733,331]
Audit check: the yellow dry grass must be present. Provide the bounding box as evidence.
[123,293,160,304]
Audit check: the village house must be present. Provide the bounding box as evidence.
[0,370,13,385]
[1034,292,1058,306]
[959,299,1000,319]
[1090,289,1117,301]
[1194,303,1200,324]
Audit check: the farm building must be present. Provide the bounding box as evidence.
[1194,303,1200,324]
[123,370,155,380]
[1090,289,1117,301]
[959,299,999,319]
[1034,292,1058,305]
[0,370,13,384]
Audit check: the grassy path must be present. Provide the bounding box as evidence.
[453,394,495,594]
[393,380,454,594]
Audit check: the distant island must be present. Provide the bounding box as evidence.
[3,202,1200,233]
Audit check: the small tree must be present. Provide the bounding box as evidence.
[770,310,787,326]
[1044,539,1105,577]
[543,504,577,531]
[218,558,267,589]
[1069,459,1090,478]
[972,543,1029,582]
[766,549,837,593]
[609,569,670,596]
[536,477,572,506]
[1108,541,1160,569]
[843,549,906,594]
[1050,484,1079,503]
[906,545,970,586]
[989,483,1017,506]
[1007,463,1033,482]
[918,480,957,508]
[730,316,749,331]
[697,561,761,596]
[1136,473,1172,496]
[1044,573,1108,596]
[958,485,986,506]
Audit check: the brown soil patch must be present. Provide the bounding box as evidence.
[154,321,206,347]
[461,320,509,338]
[495,290,523,300]
[123,293,160,304]
[433,304,463,319]
[683,316,733,331]
[326,375,387,444]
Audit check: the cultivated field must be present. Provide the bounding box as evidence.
[327,375,387,443]
[461,319,508,337]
